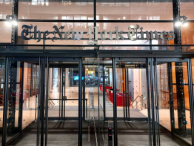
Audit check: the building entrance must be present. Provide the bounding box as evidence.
[0,57,193,146]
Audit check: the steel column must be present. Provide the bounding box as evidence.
[102,64,106,141]
[167,63,175,132]
[173,0,181,46]
[59,68,61,119]
[2,57,9,146]
[150,58,156,146]
[45,57,49,146]
[19,62,24,132]
[37,57,41,146]
[83,66,85,120]
[187,59,194,146]
[61,67,64,119]
[154,59,160,146]
[112,58,118,146]
[40,58,46,146]
[11,0,18,44]
[78,58,82,146]
[146,58,152,146]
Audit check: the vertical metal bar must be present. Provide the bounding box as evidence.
[83,66,85,120]
[112,58,118,146]
[122,67,125,121]
[175,62,186,135]
[103,65,106,119]
[86,99,87,119]
[125,68,127,120]
[97,57,100,146]
[45,57,49,146]
[19,62,24,132]
[167,62,175,132]
[127,69,130,120]
[173,0,181,46]
[2,57,9,146]
[37,57,41,146]
[94,0,96,28]
[154,59,160,146]
[150,58,156,146]
[103,64,106,143]
[187,58,194,146]
[78,58,82,146]
[11,0,18,44]
[59,68,61,119]
[41,58,45,146]
[63,68,68,120]
[146,58,152,146]
[61,67,64,119]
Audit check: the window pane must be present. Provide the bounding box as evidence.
[19,1,94,20]
[0,22,11,43]
[181,0,194,20]
[96,1,173,20]
[181,22,194,52]
[0,0,12,19]
[0,58,5,146]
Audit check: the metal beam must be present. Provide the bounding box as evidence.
[19,62,24,132]
[45,57,49,146]
[2,57,9,146]
[187,59,194,146]
[40,58,46,146]
[112,58,118,146]
[78,58,82,146]
[150,58,156,146]
[146,58,152,146]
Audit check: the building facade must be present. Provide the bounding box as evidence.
[0,0,194,146]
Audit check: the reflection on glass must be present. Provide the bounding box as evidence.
[0,1,12,19]
[7,60,21,142]
[19,1,94,20]
[0,22,12,43]
[96,1,173,20]
[156,62,192,145]
[181,2,194,20]
[22,62,38,129]
[97,23,174,46]
[0,58,5,146]
[116,62,148,118]
[116,61,149,146]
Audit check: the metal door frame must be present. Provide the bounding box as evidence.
[153,57,194,146]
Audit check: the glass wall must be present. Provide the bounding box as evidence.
[22,62,39,129]
[96,1,173,20]
[18,1,94,20]
[0,0,12,19]
[116,60,150,146]
[180,0,194,20]
[155,60,192,145]
[0,58,5,146]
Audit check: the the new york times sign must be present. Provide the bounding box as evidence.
[21,25,175,44]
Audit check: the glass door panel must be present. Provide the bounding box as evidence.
[0,58,5,146]
[46,58,79,146]
[155,59,192,145]
[116,59,150,146]
[3,57,41,146]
